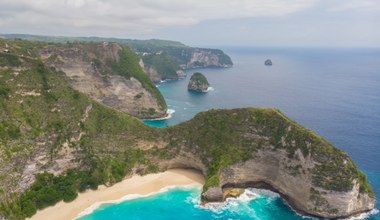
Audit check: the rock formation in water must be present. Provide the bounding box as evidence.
[265,59,272,65]
[187,72,210,92]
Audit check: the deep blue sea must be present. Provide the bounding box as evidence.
[79,47,380,220]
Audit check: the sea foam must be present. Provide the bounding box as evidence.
[76,184,201,219]
[144,108,175,121]
[206,86,214,92]
[343,209,379,220]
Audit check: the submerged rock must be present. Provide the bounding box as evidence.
[265,59,272,66]
[187,72,210,92]
[223,188,245,199]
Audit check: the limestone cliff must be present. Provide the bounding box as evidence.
[39,42,166,119]
[184,49,233,69]
[265,59,272,66]
[162,108,375,218]
[139,47,232,83]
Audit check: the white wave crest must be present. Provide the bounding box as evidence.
[75,184,200,219]
[194,188,273,214]
[206,87,214,92]
[343,209,379,220]
[145,109,175,121]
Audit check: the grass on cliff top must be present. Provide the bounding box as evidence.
[189,72,210,87]
[165,108,374,197]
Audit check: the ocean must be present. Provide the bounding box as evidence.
[79,47,380,219]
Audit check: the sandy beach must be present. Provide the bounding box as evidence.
[28,169,204,220]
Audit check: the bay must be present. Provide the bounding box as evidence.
[85,47,380,219]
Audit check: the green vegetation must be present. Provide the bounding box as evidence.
[0,53,21,66]
[188,72,210,92]
[189,72,209,86]
[106,46,166,109]
[2,34,233,77]
[0,171,89,218]
[142,54,180,79]
[0,38,373,219]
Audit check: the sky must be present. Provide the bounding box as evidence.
[0,0,379,47]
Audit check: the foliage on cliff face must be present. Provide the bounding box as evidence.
[106,46,167,110]
[142,53,180,80]
[188,72,210,92]
[189,72,209,86]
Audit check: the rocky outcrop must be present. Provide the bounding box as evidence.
[139,48,232,82]
[40,42,166,119]
[158,108,375,219]
[211,149,374,218]
[187,72,209,92]
[201,187,224,202]
[265,59,272,66]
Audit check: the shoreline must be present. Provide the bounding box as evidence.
[28,169,204,220]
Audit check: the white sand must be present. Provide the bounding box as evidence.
[28,169,204,220]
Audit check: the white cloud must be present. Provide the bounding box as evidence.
[326,0,380,12]
[0,0,317,35]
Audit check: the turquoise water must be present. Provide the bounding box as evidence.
[82,47,380,219]
[78,187,312,220]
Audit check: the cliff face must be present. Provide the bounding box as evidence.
[39,42,166,119]
[140,48,232,83]
[184,49,232,69]
[139,58,186,83]
[160,108,375,219]
[217,150,374,218]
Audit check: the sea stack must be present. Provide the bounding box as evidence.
[265,59,272,65]
[188,72,210,92]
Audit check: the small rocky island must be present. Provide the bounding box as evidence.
[265,59,272,66]
[187,72,210,92]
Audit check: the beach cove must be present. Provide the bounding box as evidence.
[28,169,204,220]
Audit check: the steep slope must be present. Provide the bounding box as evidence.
[39,41,166,119]
[140,53,186,83]
[2,35,233,82]
[0,39,375,219]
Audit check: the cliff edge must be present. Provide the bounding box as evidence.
[165,108,375,218]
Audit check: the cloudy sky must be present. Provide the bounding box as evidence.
[0,0,379,47]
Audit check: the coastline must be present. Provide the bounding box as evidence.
[28,169,204,220]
